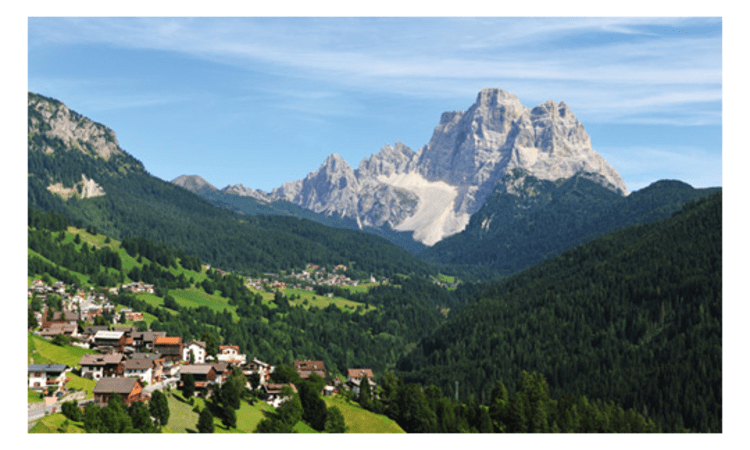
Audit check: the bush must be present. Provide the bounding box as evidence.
[61,400,82,422]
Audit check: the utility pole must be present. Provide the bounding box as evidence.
[455,381,459,401]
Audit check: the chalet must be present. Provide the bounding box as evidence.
[81,325,109,342]
[294,360,326,379]
[93,377,143,407]
[179,364,217,391]
[93,330,126,353]
[41,308,80,329]
[121,309,144,322]
[153,336,183,362]
[244,358,273,386]
[79,353,125,380]
[122,358,161,384]
[263,383,298,408]
[39,322,79,339]
[217,344,246,365]
[28,364,70,392]
[131,330,167,352]
[183,340,207,364]
[345,368,376,396]
[211,362,231,384]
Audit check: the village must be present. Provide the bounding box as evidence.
[27,276,378,427]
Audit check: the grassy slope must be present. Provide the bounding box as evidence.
[323,396,405,433]
[28,332,96,367]
[28,414,86,433]
[163,391,275,434]
[275,287,376,314]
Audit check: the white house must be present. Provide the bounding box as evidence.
[28,364,70,391]
[183,340,207,364]
[79,354,125,381]
[217,345,246,365]
[122,359,156,384]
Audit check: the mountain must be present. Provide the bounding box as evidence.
[422,169,720,275]
[172,174,427,254]
[27,92,436,277]
[171,174,219,195]
[244,88,627,246]
[397,192,722,432]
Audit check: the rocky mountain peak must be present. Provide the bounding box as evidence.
[172,174,217,193]
[222,88,628,246]
[28,93,123,161]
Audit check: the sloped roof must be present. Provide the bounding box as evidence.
[154,336,182,345]
[122,359,154,370]
[79,354,124,366]
[28,364,68,373]
[180,364,215,375]
[93,377,140,394]
[294,360,325,371]
[346,368,374,379]
[94,330,124,340]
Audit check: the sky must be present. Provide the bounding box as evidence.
[26,16,723,193]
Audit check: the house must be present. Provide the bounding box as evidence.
[131,330,167,352]
[183,340,207,364]
[293,360,326,379]
[119,308,144,322]
[153,336,183,362]
[263,383,298,408]
[217,344,246,365]
[39,322,79,339]
[28,364,70,392]
[345,368,376,396]
[81,325,109,342]
[244,358,273,386]
[122,358,160,384]
[79,353,125,380]
[41,309,80,329]
[211,362,231,384]
[93,377,143,407]
[179,364,217,391]
[93,330,126,352]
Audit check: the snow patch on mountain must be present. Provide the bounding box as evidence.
[377,172,470,246]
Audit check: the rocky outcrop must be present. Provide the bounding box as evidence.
[47,174,106,200]
[28,93,123,160]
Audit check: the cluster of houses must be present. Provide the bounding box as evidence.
[29,321,376,410]
[246,263,384,293]
[28,279,378,412]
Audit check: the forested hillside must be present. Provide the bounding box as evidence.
[28,92,436,278]
[28,209,452,376]
[423,169,720,277]
[398,193,722,432]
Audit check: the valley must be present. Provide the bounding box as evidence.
[26,91,721,434]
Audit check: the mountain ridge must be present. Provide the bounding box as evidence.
[208,88,628,245]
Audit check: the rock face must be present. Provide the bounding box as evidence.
[234,88,629,246]
[28,93,123,160]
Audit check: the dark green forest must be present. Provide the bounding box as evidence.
[27,209,451,377]
[398,193,722,432]
[423,169,720,277]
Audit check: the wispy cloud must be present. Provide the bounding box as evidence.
[28,17,722,127]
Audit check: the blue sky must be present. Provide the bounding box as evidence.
[27,16,722,193]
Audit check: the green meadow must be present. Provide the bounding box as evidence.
[323,395,405,433]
